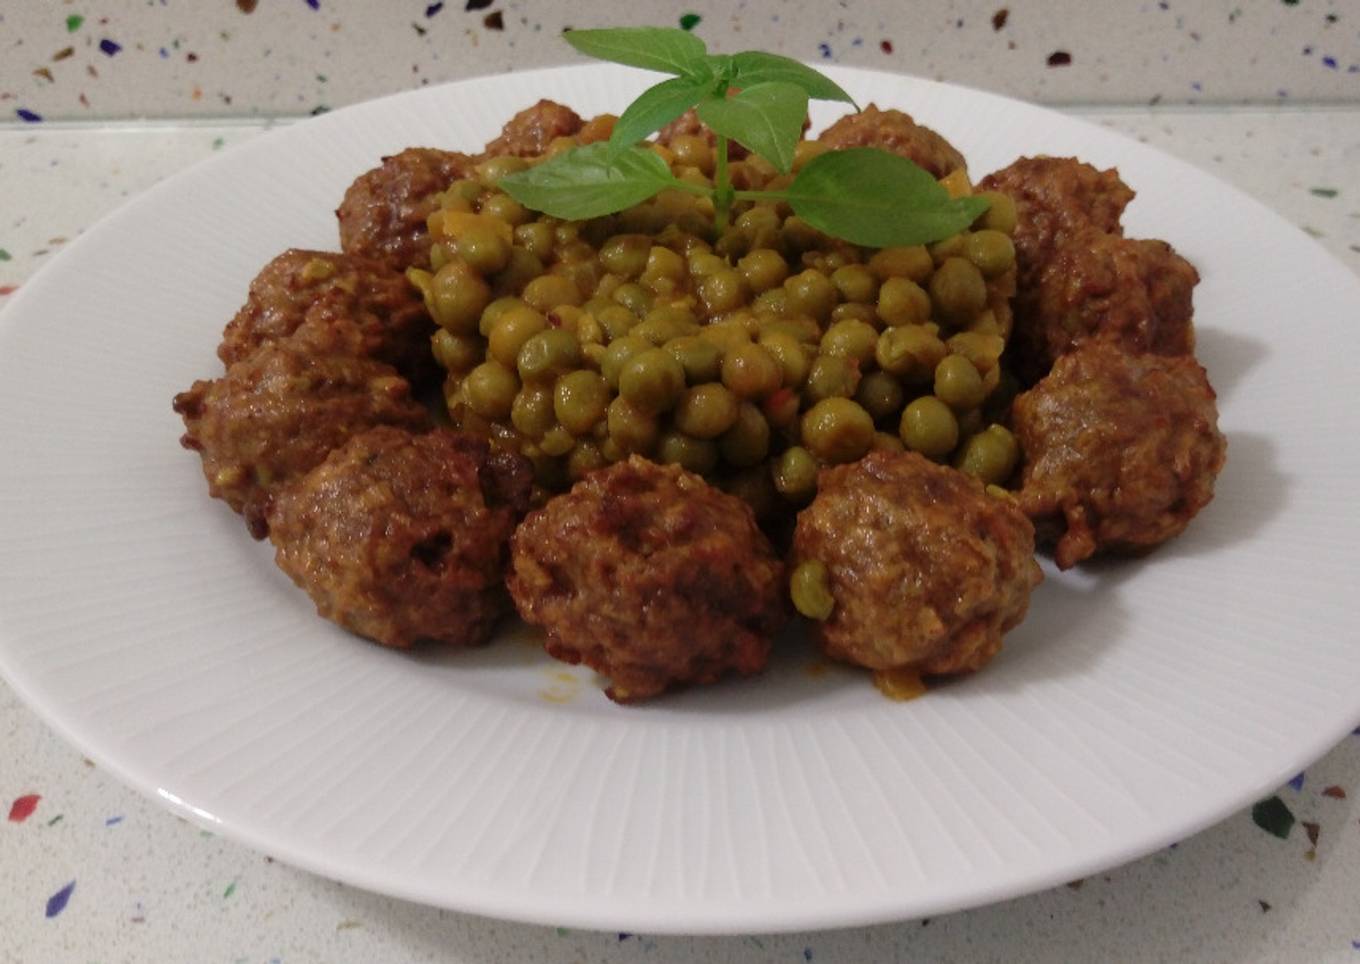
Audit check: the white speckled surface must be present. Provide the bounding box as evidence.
[1,102,1358,961]
[1,0,1358,121]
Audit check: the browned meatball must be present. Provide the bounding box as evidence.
[978,156,1135,286]
[336,147,475,270]
[217,249,436,384]
[508,456,787,703]
[793,451,1041,676]
[818,105,967,179]
[172,342,430,538]
[483,99,583,157]
[267,426,532,648]
[1012,341,1226,569]
[1014,227,1198,379]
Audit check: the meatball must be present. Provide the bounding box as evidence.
[268,427,532,648]
[1012,341,1226,569]
[483,99,583,157]
[217,249,436,385]
[1014,227,1198,380]
[792,451,1042,676]
[507,456,787,703]
[978,156,1135,286]
[172,342,430,538]
[817,105,967,179]
[337,147,475,270]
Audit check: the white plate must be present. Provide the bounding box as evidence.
[2,64,1359,935]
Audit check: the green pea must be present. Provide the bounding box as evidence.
[599,234,652,278]
[759,332,812,387]
[431,329,483,373]
[593,304,637,342]
[600,335,651,389]
[899,395,959,457]
[719,402,771,467]
[517,328,582,383]
[491,246,544,297]
[688,250,728,278]
[487,305,548,368]
[790,560,835,620]
[553,370,610,436]
[618,348,686,414]
[803,354,861,404]
[752,287,790,318]
[464,361,519,420]
[480,192,530,226]
[876,277,932,327]
[633,309,700,346]
[934,354,989,410]
[698,268,750,317]
[929,256,989,324]
[721,342,783,400]
[738,248,790,293]
[831,263,879,304]
[479,296,527,337]
[784,270,837,321]
[772,446,819,501]
[820,319,879,367]
[674,383,741,439]
[607,397,659,454]
[657,431,718,475]
[964,230,1017,279]
[955,424,1020,485]
[566,440,607,481]
[875,325,947,381]
[856,370,905,421]
[928,234,968,264]
[522,274,583,312]
[510,385,556,439]
[867,245,934,283]
[664,335,724,384]
[612,281,653,317]
[871,431,906,453]
[513,221,555,260]
[975,191,1018,235]
[474,155,529,188]
[946,331,1006,374]
[430,261,492,335]
[539,425,576,457]
[830,302,880,327]
[760,317,822,344]
[452,222,512,276]
[801,398,875,464]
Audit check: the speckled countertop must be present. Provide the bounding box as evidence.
[3,2,1360,961]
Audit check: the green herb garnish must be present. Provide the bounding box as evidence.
[499,26,987,246]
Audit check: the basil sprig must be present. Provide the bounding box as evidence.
[500,26,989,247]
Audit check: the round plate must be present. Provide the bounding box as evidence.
[1,64,1358,935]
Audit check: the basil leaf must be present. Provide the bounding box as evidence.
[729,51,857,106]
[608,75,711,154]
[498,142,678,221]
[696,82,808,174]
[564,27,709,78]
[784,148,990,247]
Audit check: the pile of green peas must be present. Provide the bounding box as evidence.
[408,130,1025,516]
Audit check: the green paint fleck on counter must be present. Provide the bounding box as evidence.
[0,248,10,261]
[223,880,237,898]
[66,14,84,32]
[1302,225,1325,238]
[1311,187,1339,198]
[679,12,702,30]
[212,136,225,150]
[1252,795,1295,839]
